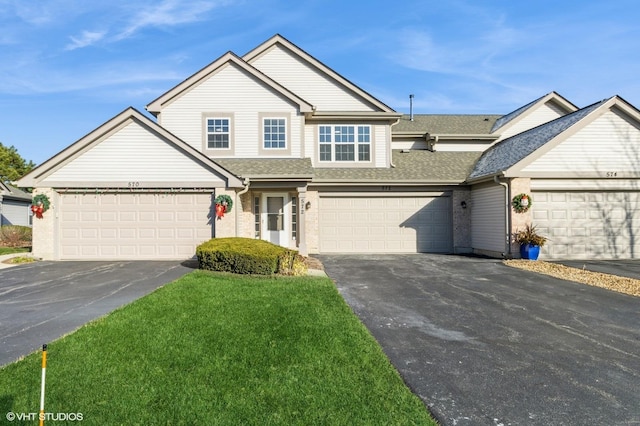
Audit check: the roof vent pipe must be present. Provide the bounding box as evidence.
[409,94,414,121]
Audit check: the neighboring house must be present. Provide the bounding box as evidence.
[0,182,32,227]
[16,35,640,260]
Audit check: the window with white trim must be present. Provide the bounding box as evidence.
[263,118,286,149]
[318,125,371,162]
[206,118,230,149]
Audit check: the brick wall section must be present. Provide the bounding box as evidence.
[305,190,319,253]
[32,188,57,260]
[213,188,237,238]
[238,191,254,239]
[509,177,532,256]
[452,188,472,253]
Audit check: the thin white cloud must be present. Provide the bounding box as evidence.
[115,0,231,41]
[65,30,107,51]
[0,63,183,95]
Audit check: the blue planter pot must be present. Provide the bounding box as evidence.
[520,244,540,260]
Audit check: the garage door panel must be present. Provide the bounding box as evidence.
[533,190,640,259]
[60,193,212,260]
[319,195,452,253]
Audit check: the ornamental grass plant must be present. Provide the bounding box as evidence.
[513,224,548,246]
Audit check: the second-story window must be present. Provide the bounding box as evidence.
[207,118,230,149]
[318,125,371,162]
[263,118,287,149]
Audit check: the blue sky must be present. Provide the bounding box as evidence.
[1,0,639,166]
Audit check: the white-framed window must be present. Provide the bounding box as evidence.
[318,125,371,162]
[263,118,287,149]
[206,118,230,149]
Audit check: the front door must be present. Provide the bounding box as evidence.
[262,193,288,247]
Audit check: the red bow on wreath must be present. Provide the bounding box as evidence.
[31,203,44,219]
[215,203,227,218]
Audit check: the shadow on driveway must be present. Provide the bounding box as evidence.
[320,254,640,426]
[0,260,195,367]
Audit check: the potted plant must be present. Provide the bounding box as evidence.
[513,224,547,260]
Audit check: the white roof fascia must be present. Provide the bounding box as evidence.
[17,107,243,188]
[146,51,314,115]
[492,91,578,135]
[503,96,626,177]
[244,34,396,113]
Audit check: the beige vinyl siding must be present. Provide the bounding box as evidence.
[497,102,568,141]
[304,125,316,163]
[1,200,30,226]
[41,121,225,187]
[521,109,640,175]
[431,141,494,152]
[374,124,388,167]
[531,179,640,191]
[533,190,640,259]
[249,44,375,111]
[161,63,302,156]
[471,184,506,253]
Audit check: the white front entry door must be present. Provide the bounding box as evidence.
[262,193,289,248]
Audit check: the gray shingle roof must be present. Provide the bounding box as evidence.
[393,114,501,135]
[215,150,480,184]
[490,94,547,133]
[0,182,31,201]
[214,158,314,179]
[469,99,607,181]
[314,150,481,183]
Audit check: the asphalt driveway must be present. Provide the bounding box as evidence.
[320,254,640,426]
[0,260,195,367]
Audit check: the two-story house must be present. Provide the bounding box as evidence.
[18,35,640,260]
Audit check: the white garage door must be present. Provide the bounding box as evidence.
[319,195,452,253]
[532,191,640,259]
[59,192,213,260]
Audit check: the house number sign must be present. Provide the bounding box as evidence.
[127,181,141,188]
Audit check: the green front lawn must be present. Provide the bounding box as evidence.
[0,271,436,425]
[0,246,30,255]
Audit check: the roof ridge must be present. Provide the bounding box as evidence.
[468,98,608,181]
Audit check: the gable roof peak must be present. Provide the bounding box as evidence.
[243,34,396,113]
[145,47,313,115]
[491,91,578,134]
[469,97,609,182]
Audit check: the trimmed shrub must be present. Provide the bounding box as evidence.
[0,225,32,248]
[196,237,307,275]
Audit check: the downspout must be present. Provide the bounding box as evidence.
[389,117,401,168]
[494,175,512,258]
[235,178,250,237]
[427,135,438,152]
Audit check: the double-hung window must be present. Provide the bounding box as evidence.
[206,118,230,149]
[318,125,371,162]
[263,118,287,149]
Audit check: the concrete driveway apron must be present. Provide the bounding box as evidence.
[0,261,194,367]
[320,254,640,426]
